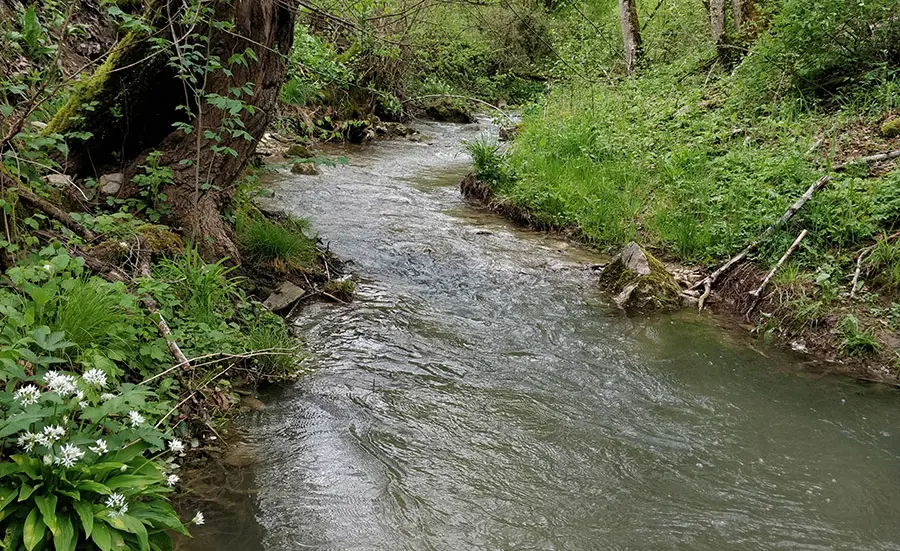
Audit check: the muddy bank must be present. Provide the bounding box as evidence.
[461,173,900,386]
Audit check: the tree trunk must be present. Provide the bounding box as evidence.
[709,0,728,61]
[48,0,296,262]
[617,0,642,74]
[732,0,758,40]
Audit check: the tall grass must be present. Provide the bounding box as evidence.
[48,278,132,352]
[237,214,318,270]
[154,248,241,326]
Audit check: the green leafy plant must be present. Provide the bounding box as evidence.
[153,248,240,327]
[837,314,881,356]
[236,214,317,271]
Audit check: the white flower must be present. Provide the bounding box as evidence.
[168,439,185,454]
[79,400,88,409]
[100,393,117,401]
[166,474,180,487]
[36,424,66,447]
[127,411,145,427]
[120,464,127,472]
[191,511,205,525]
[89,439,108,454]
[105,493,125,509]
[17,432,39,452]
[44,371,78,396]
[42,454,53,466]
[13,384,41,406]
[54,443,84,467]
[82,369,108,388]
[43,264,52,272]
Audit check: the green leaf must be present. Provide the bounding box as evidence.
[34,494,58,535]
[12,455,42,479]
[19,482,37,501]
[0,486,18,512]
[0,413,44,439]
[53,512,76,551]
[104,475,162,491]
[23,507,46,550]
[90,521,112,551]
[73,500,94,537]
[75,480,111,495]
[123,515,150,551]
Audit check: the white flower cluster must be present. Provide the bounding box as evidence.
[166,474,180,487]
[105,493,128,518]
[192,511,205,525]
[44,371,78,396]
[168,438,185,455]
[54,443,85,467]
[89,439,108,454]
[82,368,108,388]
[13,384,41,406]
[128,411,145,427]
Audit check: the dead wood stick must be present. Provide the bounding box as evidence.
[745,229,807,318]
[849,230,900,298]
[1,166,96,241]
[137,257,191,370]
[692,149,900,309]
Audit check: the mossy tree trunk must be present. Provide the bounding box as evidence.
[617,0,642,74]
[50,0,296,261]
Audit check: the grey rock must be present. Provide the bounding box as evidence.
[598,241,682,311]
[263,281,306,311]
[99,173,124,195]
[44,174,74,188]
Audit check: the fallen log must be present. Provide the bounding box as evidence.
[745,229,807,318]
[1,166,96,241]
[693,149,900,310]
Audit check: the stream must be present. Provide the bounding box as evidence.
[190,120,899,550]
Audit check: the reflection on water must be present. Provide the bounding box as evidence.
[190,120,900,551]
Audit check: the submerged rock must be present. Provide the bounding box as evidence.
[285,143,314,158]
[263,281,306,311]
[424,99,476,124]
[291,162,320,176]
[598,242,682,311]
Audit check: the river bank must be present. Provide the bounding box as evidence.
[461,169,900,386]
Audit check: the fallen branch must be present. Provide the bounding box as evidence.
[137,254,191,371]
[1,166,96,241]
[745,229,807,318]
[849,230,900,298]
[693,149,900,309]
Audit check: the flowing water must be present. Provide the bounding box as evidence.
[193,120,899,550]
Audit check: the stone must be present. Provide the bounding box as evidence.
[241,396,265,410]
[291,162,320,176]
[263,281,306,311]
[44,174,74,188]
[99,173,124,195]
[423,99,476,124]
[598,242,682,311]
[223,441,257,468]
[881,118,900,138]
[285,143,313,158]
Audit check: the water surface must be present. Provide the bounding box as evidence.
[198,120,900,550]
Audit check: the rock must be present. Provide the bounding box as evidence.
[291,162,320,176]
[44,174,74,189]
[99,173,124,195]
[424,99,476,123]
[241,396,265,410]
[223,441,257,468]
[598,242,682,311]
[375,122,416,138]
[881,118,900,138]
[263,281,306,311]
[285,143,313,158]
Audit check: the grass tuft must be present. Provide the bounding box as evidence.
[237,214,318,271]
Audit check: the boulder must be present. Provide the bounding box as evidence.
[598,242,682,311]
[263,281,306,311]
[99,173,124,195]
[424,99,476,124]
[291,162,320,176]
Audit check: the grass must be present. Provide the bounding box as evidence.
[48,278,133,353]
[866,238,900,292]
[154,248,241,326]
[237,213,318,271]
[245,314,303,377]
